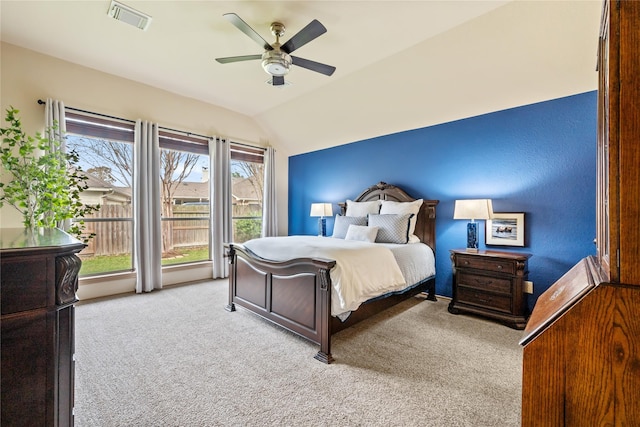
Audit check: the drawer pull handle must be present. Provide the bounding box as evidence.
[464,261,469,265]
[472,278,496,286]
[497,265,503,270]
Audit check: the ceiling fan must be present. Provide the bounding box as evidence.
[215,13,336,86]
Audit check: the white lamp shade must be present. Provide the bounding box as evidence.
[310,203,333,217]
[453,199,494,221]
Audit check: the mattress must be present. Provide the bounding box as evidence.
[242,236,436,318]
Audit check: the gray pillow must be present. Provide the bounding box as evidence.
[332,215,367,239]
[368,213,414,244]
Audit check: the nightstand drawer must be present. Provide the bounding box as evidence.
[458,271,512,294]
[457,287,512,313]
[456,254,515,275]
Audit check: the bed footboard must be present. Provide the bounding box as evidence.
[225,243,337,363]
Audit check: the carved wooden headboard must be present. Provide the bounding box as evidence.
[338,182,439,252]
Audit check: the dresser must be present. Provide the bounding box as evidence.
[1,228,85,427]
[520,1,640,425]
[448,249,531,329]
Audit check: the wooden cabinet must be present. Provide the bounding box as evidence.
[448,249,531,329]
[1,228,85,427]
[595,0,640,285]
[520,1,640,425]
[520,257,640,426]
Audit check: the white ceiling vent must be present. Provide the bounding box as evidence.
[108,1,152,31]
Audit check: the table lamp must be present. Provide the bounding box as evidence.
[310,203,333,237]
[453,199,493,252]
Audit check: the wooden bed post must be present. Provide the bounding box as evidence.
[224,244,236,312]
[314,265,334,364]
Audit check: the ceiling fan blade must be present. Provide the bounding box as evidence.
[271,76,285,86]
[281,19,327,54]
[215,54,262,64]
[291,56,336,76]
[223,13,273,51]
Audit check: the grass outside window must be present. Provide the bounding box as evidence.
[80,246,209,276]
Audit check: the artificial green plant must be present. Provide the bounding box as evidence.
[0,106,99,241]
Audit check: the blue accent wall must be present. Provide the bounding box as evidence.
[289,91,597,308]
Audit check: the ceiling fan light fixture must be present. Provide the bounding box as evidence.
[261,50,291,76]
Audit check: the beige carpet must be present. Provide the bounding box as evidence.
[74,280,523,426]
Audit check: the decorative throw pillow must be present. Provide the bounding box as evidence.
[380,199,423,239]
[368,213,413,244]
[332,215,367,239]
[345,199,381,217]
[344,225,379,243]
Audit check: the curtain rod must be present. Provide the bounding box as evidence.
[37,99,135,124]
[229,139,268,151]
[37,99,266,151]
[159,124,265,151]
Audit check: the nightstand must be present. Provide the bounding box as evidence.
[449,249,531,329]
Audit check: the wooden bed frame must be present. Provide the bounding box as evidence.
[225,182,439,363]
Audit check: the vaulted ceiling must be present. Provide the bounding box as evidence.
[1,1,601,155]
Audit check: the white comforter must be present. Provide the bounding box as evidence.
[243,236,431,318]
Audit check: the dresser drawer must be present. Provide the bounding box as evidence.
[457,271,512,294]
[1,258,50,315]
[457,287,512,313]
[456,254,515,275]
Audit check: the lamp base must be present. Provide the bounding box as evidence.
[318,217,326,237]
[466,221,479,252]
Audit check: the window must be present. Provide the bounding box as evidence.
[159,130,210,266]
[230,144,264,243]
[66,108,266,277]
[65,111,135,276]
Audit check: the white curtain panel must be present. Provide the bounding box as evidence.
[210,138,232,278]
[261,146,278,237]
[44,98,70,230]
[44,98,66,150]
[133,120,162,293]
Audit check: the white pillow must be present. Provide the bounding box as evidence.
[380,199,423,238]
[345,199,381,217]
[344,225,379,243]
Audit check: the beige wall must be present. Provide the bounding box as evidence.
[0,42,289,234]
[1,42,289,299]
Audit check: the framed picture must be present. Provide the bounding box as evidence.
[486,213,525,247]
